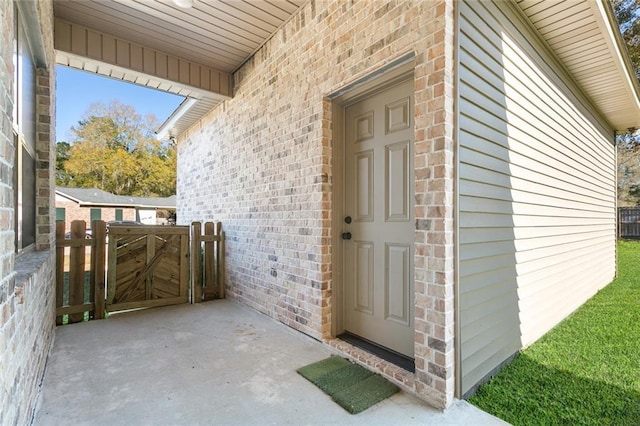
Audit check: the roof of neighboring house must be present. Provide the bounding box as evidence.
[56,187,176,209]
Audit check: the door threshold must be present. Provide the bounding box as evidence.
[338,332,415,373]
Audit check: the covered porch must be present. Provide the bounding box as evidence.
[33,300,503,425]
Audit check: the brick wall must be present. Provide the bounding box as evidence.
[2,253,55,424]
[177,0,456,407]
[0,0,57,424]
[0,0,16,303]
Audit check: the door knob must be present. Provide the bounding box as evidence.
[342,232,352,240]
[344,216,352,224]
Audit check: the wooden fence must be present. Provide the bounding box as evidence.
[191,221,225,302]
[55,220,106,325]
[55,220,225,325]
[619,207,640,239]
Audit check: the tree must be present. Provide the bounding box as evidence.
[55,141,72,186]
[617,132,640,206]
[613,0,640,205]
[57,100,176,197]
[612,0,640,75]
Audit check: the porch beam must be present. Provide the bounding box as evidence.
[54,18,232,99]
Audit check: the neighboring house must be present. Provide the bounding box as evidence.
[55,187,177,230]
[1,1,639,424]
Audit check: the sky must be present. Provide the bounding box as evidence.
[55,66,185,143]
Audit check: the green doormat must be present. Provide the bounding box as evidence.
[297,356,400,414]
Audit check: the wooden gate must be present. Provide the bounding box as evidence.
[55,220,225,323]
[107,225,190,312]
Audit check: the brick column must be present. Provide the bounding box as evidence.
[0,0,17,308]
[412,0,457,408]
[36,67,54,250]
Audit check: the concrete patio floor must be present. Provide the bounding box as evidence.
[34,300,507,425]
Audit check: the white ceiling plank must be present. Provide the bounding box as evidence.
[534,8,593,37]
[192,5,273,40]
[222,0,287,27]
[196,2,278,36]
[266,0,302,14]
[120,0,263,49]
[545,25,600,49]
[523,1,579,21]
[257,0,296,20]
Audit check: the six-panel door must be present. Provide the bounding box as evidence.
[343,78,415,358]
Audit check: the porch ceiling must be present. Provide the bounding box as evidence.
[53,0,306,138]
[515,0,640,132]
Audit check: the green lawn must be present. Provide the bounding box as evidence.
[469,241,640,425]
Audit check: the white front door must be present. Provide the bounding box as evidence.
[342,78,415,358]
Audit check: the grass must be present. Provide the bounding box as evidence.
[469,241,640,425]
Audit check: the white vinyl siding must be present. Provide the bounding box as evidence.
[458,0,616,396]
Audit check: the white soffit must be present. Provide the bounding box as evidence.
[516,0,640,132]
